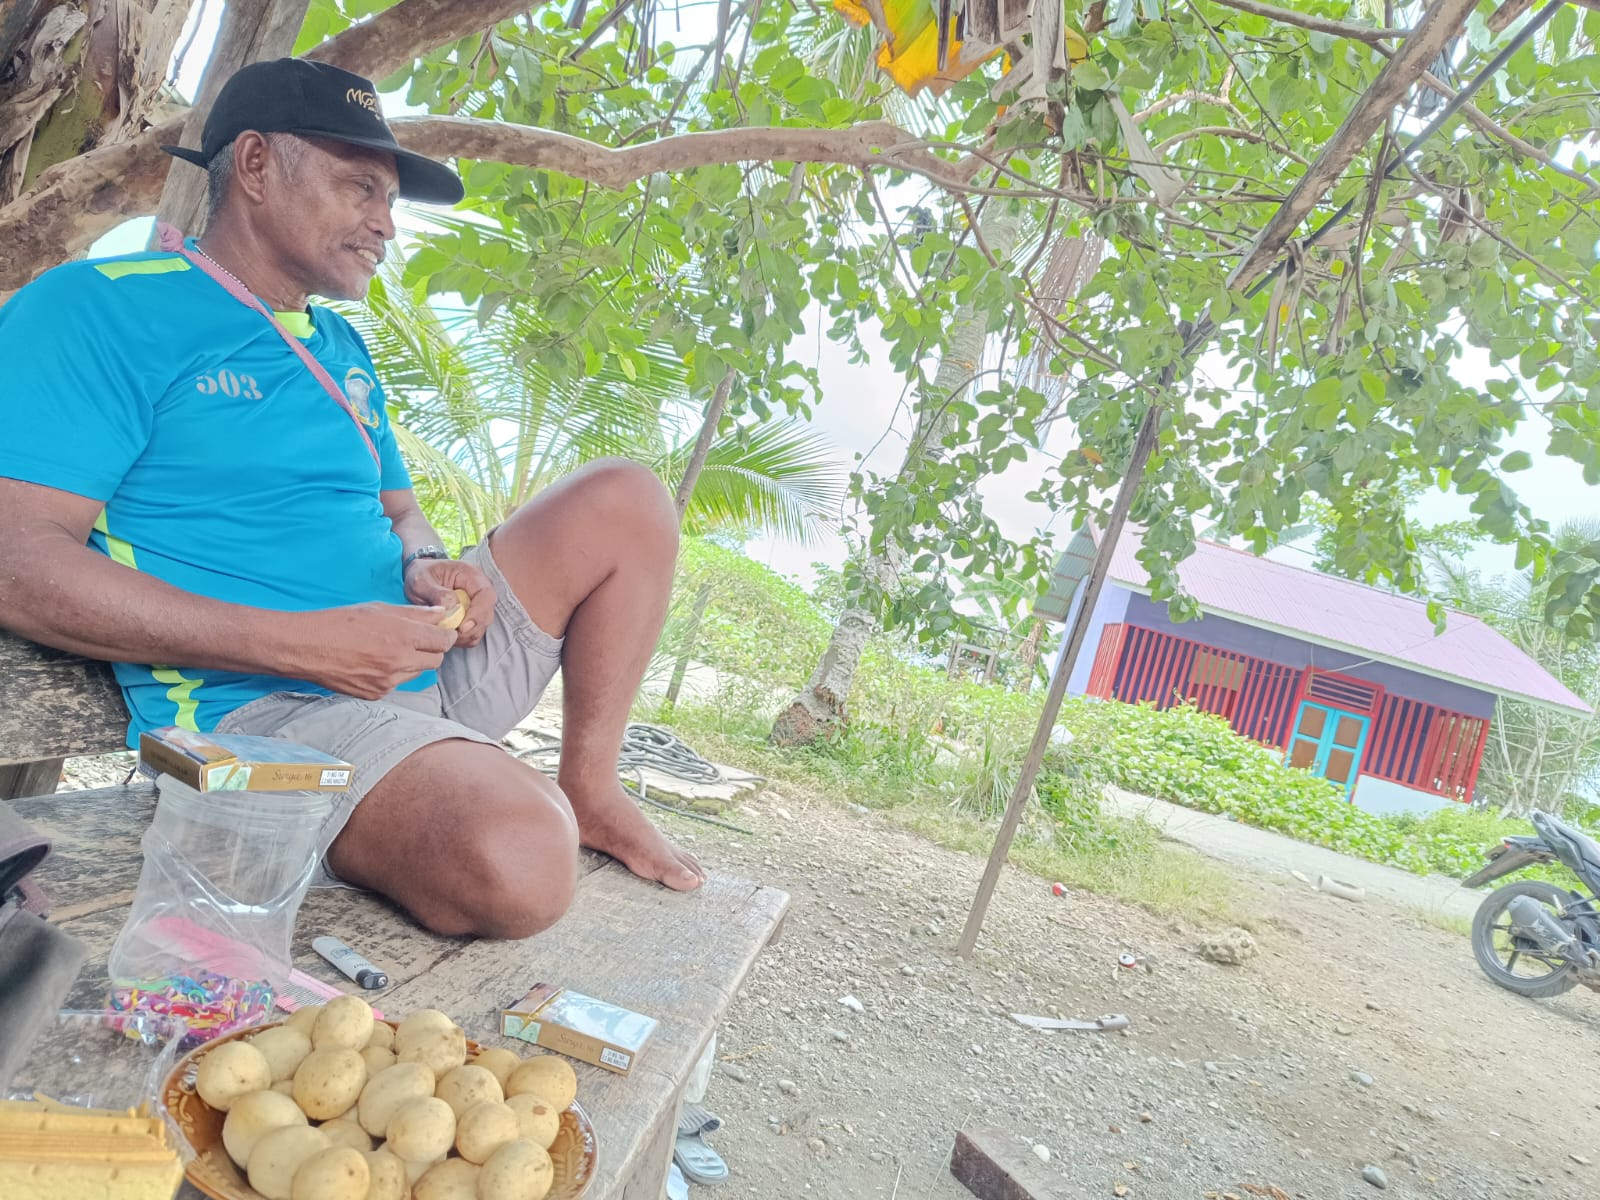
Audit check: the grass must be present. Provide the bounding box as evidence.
[1418,910,1475,938]
[885,804,1250,927]
[641,697,1253,929]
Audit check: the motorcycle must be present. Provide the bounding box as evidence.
[1463,810,1600,998]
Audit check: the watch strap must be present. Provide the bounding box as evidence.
[403,545,451,572]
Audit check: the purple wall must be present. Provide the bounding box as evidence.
[1065,586,1130,696]
[1115,590,1497,719]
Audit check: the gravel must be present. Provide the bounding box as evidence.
[65,751,1598,1199]
[663,789,1600,1199]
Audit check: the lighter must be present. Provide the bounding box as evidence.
[311,935,388,990]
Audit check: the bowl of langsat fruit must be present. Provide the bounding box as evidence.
[163,996,596,1200]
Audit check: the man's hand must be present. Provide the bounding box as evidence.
[403,556,497,648]
[297,602,459,698]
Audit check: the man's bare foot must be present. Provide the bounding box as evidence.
[565,783,705,891]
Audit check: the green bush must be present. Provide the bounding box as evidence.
[652,538,832,704]
[1052,699,1595,887]
[844,647,1044,817]
[651,543,1593,892]
[1053,700,1432,873]
[1392,806,1582,889]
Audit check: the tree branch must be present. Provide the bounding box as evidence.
[1226,0,1478,292]
[1487,0,1538,34]
[1133,67,1236,121]
[1203,0,1410,44]
[1361,25,1600,199]
[0,0,556,295]
[306,0,552,79]
[1415,67,1600,197]
[392,115,984,191]
[1153,124,1310,165]
[0,112,183,297]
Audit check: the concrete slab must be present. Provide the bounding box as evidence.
[1103,786,1483,923]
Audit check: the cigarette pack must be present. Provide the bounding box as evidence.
[501,984,658,1075]
[138,728,354,793]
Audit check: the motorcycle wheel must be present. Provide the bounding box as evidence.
[1471,880,1581,998]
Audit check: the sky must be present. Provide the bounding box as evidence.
[93,6,1598,600]
[740,314,1594,593]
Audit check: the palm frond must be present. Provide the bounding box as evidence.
[342,256,843,548]
[661,421,846,544]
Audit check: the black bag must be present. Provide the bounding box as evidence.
[0,802,87,1089]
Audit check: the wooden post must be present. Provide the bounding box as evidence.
[956,398,1164,958]
[152,0,312,238]
[950,1126,1069,1200]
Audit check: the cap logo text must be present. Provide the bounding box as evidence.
[346,88,380,114]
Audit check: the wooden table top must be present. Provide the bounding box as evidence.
[17,783,789,1199]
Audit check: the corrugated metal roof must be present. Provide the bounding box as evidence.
[1099,525,1591,715]
[1034,526,1097,622]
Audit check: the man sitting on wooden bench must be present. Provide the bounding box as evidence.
[0,58,704,940]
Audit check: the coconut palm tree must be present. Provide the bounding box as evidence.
[337,267,845,548]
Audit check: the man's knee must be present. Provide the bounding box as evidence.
[447,806,579,939]
[570,458,678,550]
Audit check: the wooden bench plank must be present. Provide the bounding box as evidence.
[0,630,129,765]
[0,758,65,802]
[22,786,789,1199]
[14,784,154,913]
[374,863,787,1198]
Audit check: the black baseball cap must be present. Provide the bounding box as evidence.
[162,58,464,205]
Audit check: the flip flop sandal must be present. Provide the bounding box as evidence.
[673,1131,729,1186]
[677,1102,723,1137]
[667,1162,690,1200]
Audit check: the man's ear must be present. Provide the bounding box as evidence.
[231,131,273,205]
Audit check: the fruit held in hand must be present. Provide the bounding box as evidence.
[437,589,471,630]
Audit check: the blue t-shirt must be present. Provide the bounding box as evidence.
[0,247,436,744]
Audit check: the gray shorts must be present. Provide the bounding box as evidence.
[214,538,563,885]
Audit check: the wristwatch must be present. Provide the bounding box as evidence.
[402,545,451,572]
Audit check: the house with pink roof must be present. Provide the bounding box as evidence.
[1042,525,1591,816]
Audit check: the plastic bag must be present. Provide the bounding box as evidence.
[108,776,331,1045]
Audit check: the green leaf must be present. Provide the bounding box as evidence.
[1072,62,1109,90]
[1467,237,1501,268]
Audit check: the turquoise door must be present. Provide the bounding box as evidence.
[1285,702,1370,794]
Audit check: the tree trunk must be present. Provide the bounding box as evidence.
[769,605,874,745]
[663,579,714,709]
[770,206,1022,746]
[154,0,312,237]
[1014,617,1043,692]
[673,367,735,523]
[1,0,191,205]
[0,2,85,202]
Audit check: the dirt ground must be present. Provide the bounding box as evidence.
[61,753,1600,1198]
[656,788,1600,1200]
